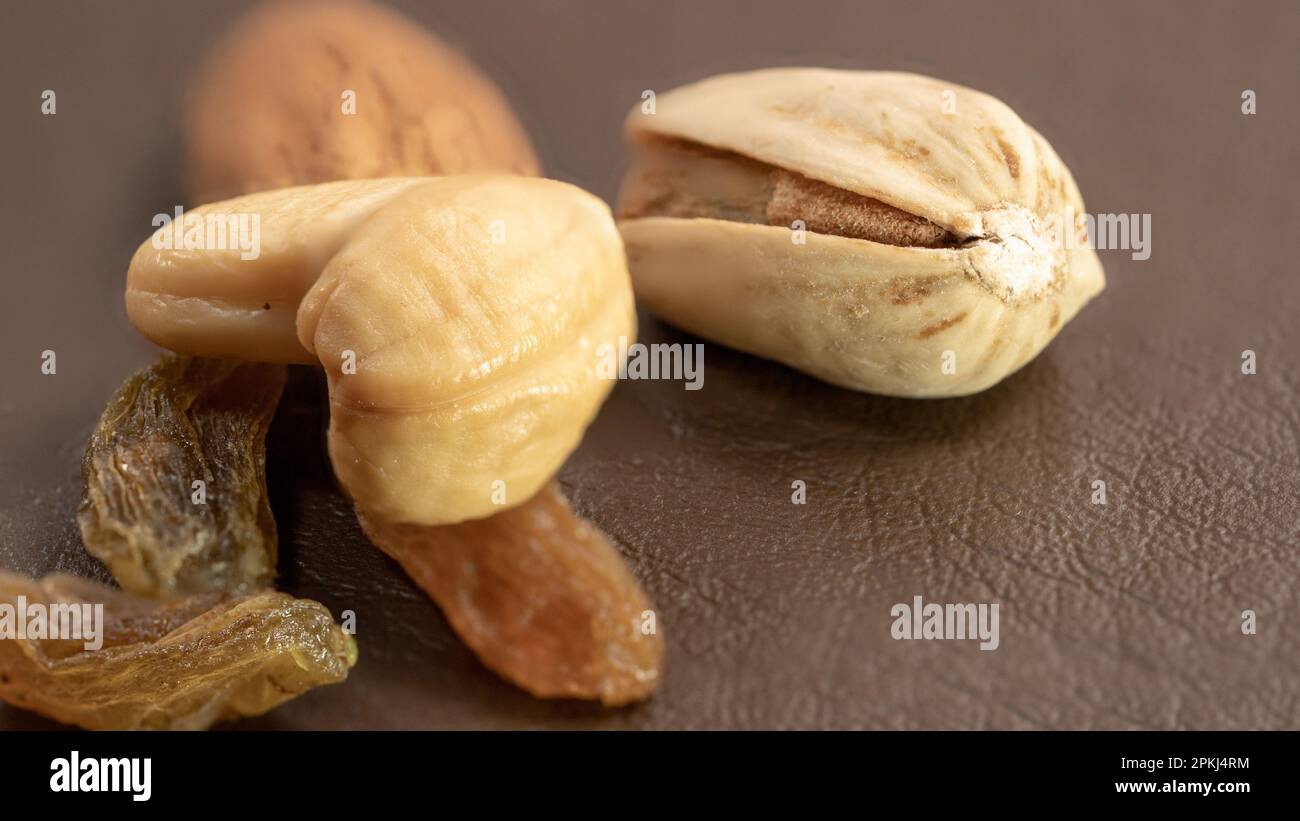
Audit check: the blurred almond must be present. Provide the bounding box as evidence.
[184,0,539,202]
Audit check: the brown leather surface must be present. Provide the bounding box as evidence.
[1,0,1298,729]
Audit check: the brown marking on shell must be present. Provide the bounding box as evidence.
[1036,160,1062,213]
[886,276,948,305]
[977,328,1006,373]
[768,101,815,120]
[918,311,968,339]
[901,138,933,161]
[1049,305,1061,329]
[888,281,930,305]
[843,300,871,320]
[814,116,857,140]
[997,138,1020,179]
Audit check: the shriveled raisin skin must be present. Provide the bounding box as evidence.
[359,483,663,706]
[77,355,286,597]
[0,573,356,730]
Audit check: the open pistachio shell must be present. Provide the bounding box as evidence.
[618,68,1105,397]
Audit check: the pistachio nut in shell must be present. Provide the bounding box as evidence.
[617,69,1105,397]
[185,0,540,204]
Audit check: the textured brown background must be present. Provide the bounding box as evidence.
[1,0,1298,729]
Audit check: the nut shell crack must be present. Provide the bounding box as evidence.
[617,137,961,248]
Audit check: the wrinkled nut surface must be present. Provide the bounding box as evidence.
[360,483,663,706]
[185,0,539,204]
[127,175,636,526]
[127,178,428,363]
[617,69,1106,397]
